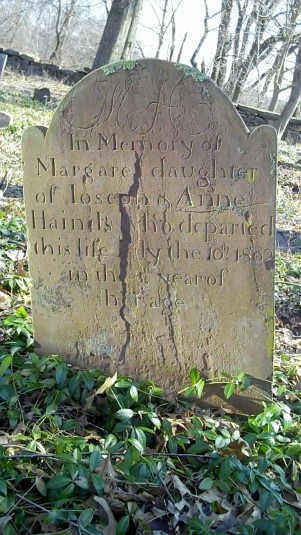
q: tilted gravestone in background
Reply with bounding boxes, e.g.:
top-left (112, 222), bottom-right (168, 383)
top-left (0, 53), bottom-right (7, 80)
top-left (0, 54), bottom-right (12, 129)
top-left (22, 59), bottom-right (277, 410)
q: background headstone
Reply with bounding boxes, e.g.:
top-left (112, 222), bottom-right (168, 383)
top-left (0, 111), bottom-right (12, 128)
top-left (0, 53), bottom-right (7, 80)
top-left (33, 87), bottom-right (51, 104)
top-left (22, 60), bottom-right (277, 409)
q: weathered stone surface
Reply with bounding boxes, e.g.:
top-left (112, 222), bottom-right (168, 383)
top-left (22, 60), bottom-right (277, 409)
top-left (0, 111), bottom-right (12, 128)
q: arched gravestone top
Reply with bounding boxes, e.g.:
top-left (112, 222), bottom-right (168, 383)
top-left (22, 59), bottom-right (277, 410)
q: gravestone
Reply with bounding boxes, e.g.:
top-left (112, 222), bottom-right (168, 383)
top-left (22, 60), bottom-right (277, 409)
top-left (0, 53), bottom-right (7, 79)
top-left (0, 111), bottom-right (12, 128)
top-left (0, 54), bottom-right (12, 129)
top-left (33, 87), bottom-right (51, 104)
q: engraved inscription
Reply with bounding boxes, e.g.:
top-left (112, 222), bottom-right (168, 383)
top-left (23, 58), bottom-right (276, 401)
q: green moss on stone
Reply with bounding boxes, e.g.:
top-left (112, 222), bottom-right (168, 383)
top-left (247, 169), bottom-right (258, 182)
top-left (175, 63), bottom-right (208, 82)
top-left (102, 60), bottom-right (138, 75)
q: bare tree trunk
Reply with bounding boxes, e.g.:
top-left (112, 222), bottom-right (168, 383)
top-left (49, 0), bottom-right (79, 63)
top-left (273, 39), bottom-right (301, 138)
top-left (92, 0), bottom-right (143, 70)
top-left (190, 0), bottom-right (215, 69)
top-left (177, 31), bottom-right (187, 62)
top-left (50, 0), bottom-right (62, 61)
top-left (168, 14), bottom-right (176, 61)
top-left (211, 0), bottom-right (234, 84)
top-left (122, 0), bottom-right (143, 59)
top-left (268, 44), bottom-right (288, 111)
top-left (268, 0), bottom-right (301, 111)
top-left (155, 0), bottom-right (168, 58)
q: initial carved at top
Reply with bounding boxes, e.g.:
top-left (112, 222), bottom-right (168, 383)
top-left (65, 68), bottom-right (214, 135)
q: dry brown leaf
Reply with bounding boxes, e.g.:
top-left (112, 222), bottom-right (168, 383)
top-left (134, 505), bottom-right (157, 524)
top-left (199, 487), bottom-right (223, 503)
top-left (96, 372), bottom-right (118, 395)
top-left (237, 503), bottom-right (261, 524)
top-left (166, 474), bottom-right (191, 498)
top-left (12, 422), bottom-right (27, 435)
top-left (15, 260), bottom-right (27, 277)
top-left (96, 455), bottom-right (116, 479)
top-left (222, 439), bottom-right (251, 459)
top-left (93, 496), bottom-right (117, 535)
top-left (85, 372), bottom-right (117, 409)
top-left (107, 498), bottom-right (125, 515)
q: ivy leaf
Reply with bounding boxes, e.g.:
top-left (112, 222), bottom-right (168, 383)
top-left (190, 368), bottom-right (201, 384)
top-left (116, 408), bottom-right (134, 420)
top-left (0, 355), bottom-right (12, 375)
top-left (199, 477), bottom-right (213, 490)
top-left (224, 382), bottom-right (235, 399)
top-left (79, 509), bottom-right (94, 528)
top-left (116, 516), bottom-right (130, 535)
top-left (47, 475), bottom-right (72, 489)
top-left (129, 385), bottom-right (138, 402)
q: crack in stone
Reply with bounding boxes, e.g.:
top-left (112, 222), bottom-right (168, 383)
top-left (156, 335), bottom-right (166, 365)
top-left (159, 198), bottom-right (182, 365)
top-left (119, 151), bottom-right (141, 363)
top-left (163, 279), bottom-right (182, 366)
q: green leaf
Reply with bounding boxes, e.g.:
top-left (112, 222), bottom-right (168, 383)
top-left (47, 475), bottom-right (72, 489)
top-left (116, 409), bottom-right (134, 420)
top-left (123, 447), bottom-right (135, 472)
top-left (116, 515), bottom-right (130, 535)
top-left (46, 403), bottom-right (58, 415)
top-left (128, 438), bottom-right (144, 453)
top-left (57, 482), bottom-right (75, 500)
top-left (74, 476), bottom-right (89, 489)
top-left (260, 490), bottom-right (273, 512)
top-left (224, 382), bottom-right (235, 399)
top-left (219, 458), bottom-right (231, 481)
top-left (79, 509), bottom-right (94, 528)
top-left (104, 434), bottom-right (117, 449)
top-left (0, 480), bottom-right (7, 496)
top-left (7, 409), bottom-right (19, 428)
top-left (199, 477), bottom-right (213, 490)
top-left (148, 411), bottom-right (161, 429)
top-left (129, 385), bottom-right (138, 402)
top-left (282, 410), bottom-right (292, 433)
top-left (286, 443), bottom-right (301, 456)
top-left (91, 473), bottom-right (104, 494)
top-left (82, 371), bottom-right (95, 390)
top-left (195, 379), bottom-right (205, 398)
top-left (89, 448), bottom-right (102, 472)
top-left (162, 419), bottom-right (173, 436)
top-left (190, 368), bottom-right (201, 384)
top-left (215, 480), bottom-right (231, 492)
top-left (182, 385), bottom-right (196, 398)
top-left (35, 477), bottom-right (46, 496)
top-left (215, 436), bottom-right (230, 449)
top-left (55, 363), bottom-right (67, 385)
top-left (0, 355), bottom-right (12, 375)
top-left (132, 428), bottom-right (146, 448)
